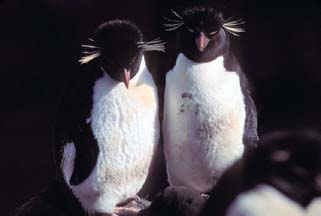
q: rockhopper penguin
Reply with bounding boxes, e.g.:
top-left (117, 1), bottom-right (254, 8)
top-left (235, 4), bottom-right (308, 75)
top-left (225, 130), bottom-right (321, 216)
top-left (162, 6), bottom-right (258, 193)
top-left (54, 20), bottom-right (164, 215)
top-left (202, 130), bottom-right (321, 216)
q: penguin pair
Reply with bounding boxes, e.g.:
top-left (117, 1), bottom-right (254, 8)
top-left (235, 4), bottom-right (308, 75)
top-left (202, 130), bottom-right (321, 216)
top-left (55, 5), bottom-right (257, 215)
top-left (14, 4), bottom-right (257, 215)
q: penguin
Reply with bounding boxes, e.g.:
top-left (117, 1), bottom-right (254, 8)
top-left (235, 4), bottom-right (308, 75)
top-left (202, 130), bottom-right (321, 216)
top-left (137, 186), bottom-right (207, 216)
top-left (54, 19), bottom-right (164, 215)
top-left (162, 5), bottom-right (258, 194)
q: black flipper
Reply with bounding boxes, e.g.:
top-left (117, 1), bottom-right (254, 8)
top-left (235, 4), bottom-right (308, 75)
top-left (224, 51), bottom-right (259, 150)
top-left (238, 70), bottom-right (259, 150)
top-left (54, 61), bottom-right (102, 186)
top-left (69, 123), bottom-right (99, 185)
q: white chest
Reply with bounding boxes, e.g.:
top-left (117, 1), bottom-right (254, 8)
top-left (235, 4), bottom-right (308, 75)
top-left (89, 70), bottom-right (159, 189)
top-left (163, 54), bottom-right (246, 192)
top-left (64, 61), bottom-right (160, 213)
top-left (226, 185), bottom-right (321, 216)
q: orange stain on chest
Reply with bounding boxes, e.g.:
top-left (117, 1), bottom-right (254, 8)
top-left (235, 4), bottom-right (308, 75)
top-left (128, 84), bottom-right (155, 108)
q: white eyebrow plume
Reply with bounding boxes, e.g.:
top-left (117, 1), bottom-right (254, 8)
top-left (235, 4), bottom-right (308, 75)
top-left (163, 9), bottom-right (184, 32)
top-left (222, 17), bottom-right (245, 36)
top-left (137, 38), bottom-right (166, 53)
top-left (78, 38), bottom-right (102, 64)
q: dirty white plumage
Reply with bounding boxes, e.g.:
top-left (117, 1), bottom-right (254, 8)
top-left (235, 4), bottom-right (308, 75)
top-left (62, 57), bottom-right (160, 214)
top-left (163, 53), bottom-right (246, 193)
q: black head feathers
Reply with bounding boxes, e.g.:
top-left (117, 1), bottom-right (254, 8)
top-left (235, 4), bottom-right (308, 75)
top-left (164, 6), bottom-right (245, 36)
top-left (80, 20), bottom-right (165, 65)
top-left (78, 20), bottom-right (165, 85)
top-left (164, 6), bottom-right (244, 62)
top-left (79, 20), bottom-right (143, 65)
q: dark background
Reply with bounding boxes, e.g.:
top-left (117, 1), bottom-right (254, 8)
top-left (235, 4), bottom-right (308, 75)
top-left (1, 0), bottom-right (320, 215)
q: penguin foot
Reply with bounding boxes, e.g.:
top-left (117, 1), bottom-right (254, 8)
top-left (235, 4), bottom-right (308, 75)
top-left (113, 206), bottom-right (139, 216)
top-left (201, 193), bottom-right (210, 200)
top-left (133, 195), bottom-right (151, 210)
top-left (112, 197), bottom-right (150, 216)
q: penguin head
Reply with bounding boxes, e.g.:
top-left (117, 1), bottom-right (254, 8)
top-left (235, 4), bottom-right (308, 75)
top-left (245, 130), bottom-right (321, 206)
top-left (79, 20), bottom-right (165, 88)
top-left (164, 6), bottom-right (244, 62)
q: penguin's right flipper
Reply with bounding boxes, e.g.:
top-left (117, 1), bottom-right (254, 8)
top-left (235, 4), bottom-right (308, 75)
top-left (69, 123), bottom-right (99, 186)
top-left (243, 92), bottom-right (259, 149)
top-left (224, 53), bottom-right (259, 150)
top-left (237, 68), bottom-right (259, 150)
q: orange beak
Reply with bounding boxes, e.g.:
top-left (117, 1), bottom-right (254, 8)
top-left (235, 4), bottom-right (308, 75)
top-left (195, 32), bottom-right (209, 52)
top-left (123, 68), bottom-right (130, 89)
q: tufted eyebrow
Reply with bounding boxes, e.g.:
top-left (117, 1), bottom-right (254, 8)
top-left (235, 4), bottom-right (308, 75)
top-left (163, 9), bottom-right (184, 32)
top-left (222, 17), bottom-right (245, 36)
top-left (79, 38), bottom-right (102, 64)
top-left (137, 38), bottom-right (166, 53)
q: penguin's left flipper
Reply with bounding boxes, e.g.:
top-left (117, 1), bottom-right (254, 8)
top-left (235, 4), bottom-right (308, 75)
top-left (69, 123), bottom-right (99, 186)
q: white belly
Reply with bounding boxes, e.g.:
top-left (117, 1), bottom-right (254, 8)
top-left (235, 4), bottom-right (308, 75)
top-left (163, 54), bottom-right (245, 193)
top-left (226, 185), bottom-right (306, 216)
top-left (63, 64), bottom-right (159, 214)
